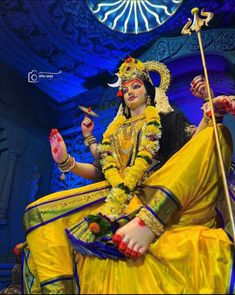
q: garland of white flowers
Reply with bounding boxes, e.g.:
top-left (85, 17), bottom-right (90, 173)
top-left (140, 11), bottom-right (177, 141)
top-left (99, 106), bottom-right (161, 219)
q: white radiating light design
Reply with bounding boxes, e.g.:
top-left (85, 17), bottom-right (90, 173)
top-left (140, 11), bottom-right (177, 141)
top-left (86, 0), bottom-right (183, 34)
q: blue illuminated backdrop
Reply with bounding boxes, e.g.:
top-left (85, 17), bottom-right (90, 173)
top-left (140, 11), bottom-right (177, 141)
top-left (86, 0), bottom-right (183, 34)
top-left (0, 2), bottom-right (234, 286)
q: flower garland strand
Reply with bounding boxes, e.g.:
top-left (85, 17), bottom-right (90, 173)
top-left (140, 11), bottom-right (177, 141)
top-left (99, 106), bottom-right (161, 219)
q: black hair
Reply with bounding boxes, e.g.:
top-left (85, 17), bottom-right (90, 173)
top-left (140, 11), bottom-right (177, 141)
top-left (158, 110), bottom-right (189, 163)
top-left (143, 79), bottom-right (190, 162)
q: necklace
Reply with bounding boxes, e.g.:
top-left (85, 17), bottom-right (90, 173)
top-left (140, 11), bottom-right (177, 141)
top-left (121, 113), bottom-right (145, 140)
top-left (99, 106), bottom-right (162, 219)
top-left (122, 122), bottom-right (133, 140)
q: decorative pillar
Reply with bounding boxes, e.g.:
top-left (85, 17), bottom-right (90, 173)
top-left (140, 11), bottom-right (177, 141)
top-left (0, 152), bottom-right (17, 223)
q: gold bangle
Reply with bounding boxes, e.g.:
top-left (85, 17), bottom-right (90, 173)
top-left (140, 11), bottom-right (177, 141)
top-left (58, 157), bottom-right (76, 180)
top-left (58, 157), bottom-right (76, 173)
top-left (84, 136), bottom-right (97, 147)
top-left (58, 154), bottom-right (70, 166)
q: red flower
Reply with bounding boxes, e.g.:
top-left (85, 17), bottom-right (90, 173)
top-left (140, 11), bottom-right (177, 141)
top-left (125, 57), bottom-right (133, 63)
top-left (13, 244), bottom-right (22, 256)
top-left (116, 90), bottom-right (123, 97)
top-left (89, 222), bottom-right (101, 234)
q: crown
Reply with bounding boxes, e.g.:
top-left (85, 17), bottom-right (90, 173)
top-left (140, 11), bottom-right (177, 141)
top-left (118, 57), bottom-right (151, 83)
top-left (117, 57), bottom-right (171, 92)
top-left (108, 57), bottom-right (171, 94)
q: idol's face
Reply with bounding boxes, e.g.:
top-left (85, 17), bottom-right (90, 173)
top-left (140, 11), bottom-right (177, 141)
top-left (122, 79), bottom-right (147, 111)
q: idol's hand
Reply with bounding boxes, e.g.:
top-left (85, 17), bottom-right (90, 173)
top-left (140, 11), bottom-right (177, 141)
top-left (81, 116), bottom-right (94, 138)
top-left (213, 95), bottom-right (235, 115)
top-left (49, 129), bottom-right (68, 164)
top-left (190, 75), bottom-right (214, 99)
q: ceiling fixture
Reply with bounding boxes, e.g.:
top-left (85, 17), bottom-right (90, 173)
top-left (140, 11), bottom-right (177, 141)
top-left (86, 0), bottom-right (183, 34)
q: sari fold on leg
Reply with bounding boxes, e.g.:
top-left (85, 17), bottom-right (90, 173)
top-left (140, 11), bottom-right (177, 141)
top-left (22, 125), bottom-right (234, 294)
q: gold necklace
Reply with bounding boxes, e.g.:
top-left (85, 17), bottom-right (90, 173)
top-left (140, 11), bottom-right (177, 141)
top-left (122, 113), bottom-right (145, 140)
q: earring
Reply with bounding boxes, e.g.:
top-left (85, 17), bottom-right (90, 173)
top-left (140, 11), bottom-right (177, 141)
top-left (124, 105), bottom-right (129, 117)
top-left (146, 95), bottom-right (151, 106)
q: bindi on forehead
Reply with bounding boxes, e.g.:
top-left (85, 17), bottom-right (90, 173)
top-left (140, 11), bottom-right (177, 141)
top-left (122, 79), bottom-right (144, 87)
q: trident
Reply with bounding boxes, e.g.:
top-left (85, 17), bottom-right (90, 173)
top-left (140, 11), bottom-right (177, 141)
top-left (182, 8), bottom-right (235, 246)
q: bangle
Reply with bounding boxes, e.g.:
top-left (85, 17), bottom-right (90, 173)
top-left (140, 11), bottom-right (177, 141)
top-left (84, 135), bottom-right (97, 147)
top-left (58, 154), bottom-right (70, 166)
top-left (58, 155), bottom-right (71, 168)
top-left (58, 155), bottom-right (76, 180)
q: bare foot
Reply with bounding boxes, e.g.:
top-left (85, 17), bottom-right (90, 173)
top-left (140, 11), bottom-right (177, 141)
top-left (112, 217), bottom-right (155, 258)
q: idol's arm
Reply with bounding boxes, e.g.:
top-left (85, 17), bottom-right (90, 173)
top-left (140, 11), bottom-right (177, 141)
top-left (70, 161), bottom-right (102, 180)
top-left (49, 128), bottom-right (102, 180)
top-left (190, 75), bottom-right (234, 136)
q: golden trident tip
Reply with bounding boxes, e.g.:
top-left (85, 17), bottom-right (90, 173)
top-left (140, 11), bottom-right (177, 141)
top-left (191, 7), bottom-right (199, 15)
top-left (181, 7), bottom-right (214, 35)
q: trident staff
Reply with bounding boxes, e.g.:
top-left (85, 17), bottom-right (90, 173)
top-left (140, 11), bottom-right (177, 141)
top-left (182, 7), bottom-right (235, 245)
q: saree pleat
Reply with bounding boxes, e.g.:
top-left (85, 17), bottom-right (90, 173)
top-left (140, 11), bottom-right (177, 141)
top-left (23, 125), bottom-right (234, 294)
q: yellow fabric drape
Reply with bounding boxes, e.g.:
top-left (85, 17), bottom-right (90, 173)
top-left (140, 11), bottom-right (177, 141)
top-left (23, 125), bottom-right (234, 294)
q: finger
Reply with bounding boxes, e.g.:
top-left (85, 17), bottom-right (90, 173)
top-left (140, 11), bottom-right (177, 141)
top-left (51, 128), bottom-right (58, 136)
top-left (192, 75), bottom-right (204, 85)
top-left (82, 117), bottom-right (92, 126)
top-left (49, 129), bottom-right (55, 138)
top-left (195, 83), bottom-right (206, 93)
top-left (190, 88), bottom-right (200, 97)
top-left (197, 84), bottom-right (206, 95)
top-left (192, 74), bottom-right (204, 81)
top-left (192, 80), bottom-right (205, 91)
top-left (194, 76), bottom-right (204, 83)
top-left (51, 130), bottom-right (58, 138)
top-left (194, 81), bottom-right (206, 92)
top-left (84, 122), bottom-right (93, 128)
top-left (83, 116), bottom-right (91, 123)
top-left (191, 75), bottom-right (201, 84)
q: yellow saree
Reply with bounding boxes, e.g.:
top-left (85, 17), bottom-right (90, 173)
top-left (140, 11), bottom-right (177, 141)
top-left (22, 123), bottom-right (234, 294)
